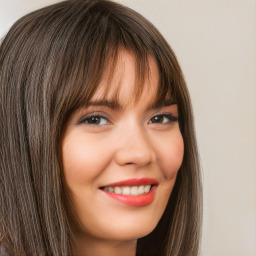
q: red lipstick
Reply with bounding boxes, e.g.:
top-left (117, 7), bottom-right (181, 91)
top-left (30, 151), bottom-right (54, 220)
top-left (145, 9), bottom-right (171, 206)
top-left (101, 178), bottom-right (158, 207)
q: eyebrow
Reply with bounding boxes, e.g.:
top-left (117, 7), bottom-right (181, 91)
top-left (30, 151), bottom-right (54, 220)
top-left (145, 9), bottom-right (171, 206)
top-left (84, 98), bottom-right (177, 111)
top-left (84, 99), bottom-right (122, 110)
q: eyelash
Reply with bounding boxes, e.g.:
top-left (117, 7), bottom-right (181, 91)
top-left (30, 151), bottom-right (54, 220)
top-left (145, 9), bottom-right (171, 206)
top-left (148, 114), bottom-right (178, 124)
top-left (78, 113), bottom-right (178, 126)
top-left (78, 115), bottom-right (110, 126)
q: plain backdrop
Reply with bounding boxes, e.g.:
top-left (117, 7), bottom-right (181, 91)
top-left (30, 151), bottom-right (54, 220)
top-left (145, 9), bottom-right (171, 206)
top-left (0, 1), bottom-right (255, 255)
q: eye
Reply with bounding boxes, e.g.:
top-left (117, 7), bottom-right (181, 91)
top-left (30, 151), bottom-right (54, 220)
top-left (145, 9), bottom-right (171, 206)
top-left (149, 114), bottom-right (178, 124)
top-left (79, 115), bottom-right (110, 125)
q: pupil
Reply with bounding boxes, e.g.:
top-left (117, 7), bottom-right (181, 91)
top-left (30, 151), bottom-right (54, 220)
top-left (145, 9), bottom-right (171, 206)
top-left (88, 116), bottom-right (100, 124)
top-left (153, 116), bottom-right (163, 123)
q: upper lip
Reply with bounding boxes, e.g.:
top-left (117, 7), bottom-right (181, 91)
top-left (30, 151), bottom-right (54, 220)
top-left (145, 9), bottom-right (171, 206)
top-left (101, 178), bottom-right (159, 187)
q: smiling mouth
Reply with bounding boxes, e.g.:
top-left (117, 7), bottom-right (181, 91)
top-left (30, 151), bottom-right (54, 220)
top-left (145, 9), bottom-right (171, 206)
top-left (99, 178), bottom-right (158, 206)
top-left (101, 185), bottom-right (153, 196)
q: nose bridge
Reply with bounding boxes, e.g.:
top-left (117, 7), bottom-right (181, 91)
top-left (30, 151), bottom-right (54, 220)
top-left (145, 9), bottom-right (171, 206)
top-left (115, 121), bottom-right (156, 166)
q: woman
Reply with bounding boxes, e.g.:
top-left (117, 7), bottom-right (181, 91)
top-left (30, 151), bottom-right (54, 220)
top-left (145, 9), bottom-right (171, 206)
top-left (0, 0), bottom-right (202, 255)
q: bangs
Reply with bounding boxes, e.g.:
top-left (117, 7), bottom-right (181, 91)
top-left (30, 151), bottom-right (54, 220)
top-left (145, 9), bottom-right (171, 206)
top-left (85, 47), bottom-right (174, 108)
top-left (54, 0), bottom-right (176, 117)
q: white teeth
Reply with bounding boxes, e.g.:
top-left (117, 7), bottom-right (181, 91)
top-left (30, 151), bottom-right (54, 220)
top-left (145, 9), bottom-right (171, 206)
top-left (130, 186), bottom-right (139, 195)
top-left (114, 187), bottom-right (122, 194)
top-left (144, 185), bottom-right (151, 193)
top-left (122, 186), bottom-right (130, 195)
top-left (103, 185), bottom-right (152, 195)
top-left (138, 185), bottom-right (144, 194)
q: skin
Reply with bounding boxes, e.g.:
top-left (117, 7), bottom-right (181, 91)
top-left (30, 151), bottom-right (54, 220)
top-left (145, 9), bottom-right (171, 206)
top-left (62, 51), bottom-right (184, 256)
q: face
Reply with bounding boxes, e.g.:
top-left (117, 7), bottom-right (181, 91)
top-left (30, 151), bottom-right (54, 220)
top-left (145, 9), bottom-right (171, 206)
top-left (62, 51), bottom-right (184, 243)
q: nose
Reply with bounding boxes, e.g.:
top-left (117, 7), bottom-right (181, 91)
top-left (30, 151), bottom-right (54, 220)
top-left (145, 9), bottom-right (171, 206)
top-left (114, 127), bottom-right (156, 167)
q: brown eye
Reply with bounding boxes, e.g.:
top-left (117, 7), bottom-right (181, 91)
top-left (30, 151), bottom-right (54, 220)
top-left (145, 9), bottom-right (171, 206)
top-left (79, 115), bottom-right (109, 125)
top-left (149, 114), bottom-right (178, 124)
top-left (151, 115), bottom-right (164, 123)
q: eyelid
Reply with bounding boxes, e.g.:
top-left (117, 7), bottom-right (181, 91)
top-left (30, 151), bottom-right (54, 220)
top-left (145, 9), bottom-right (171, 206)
top-left (77, 112), bottom-right (112, 125)
top-left (148, 112), bottom-right (179, 124)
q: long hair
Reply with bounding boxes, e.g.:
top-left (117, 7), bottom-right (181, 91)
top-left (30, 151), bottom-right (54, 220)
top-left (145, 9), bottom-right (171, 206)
top-left (0, 0), bottom-right (202, 255)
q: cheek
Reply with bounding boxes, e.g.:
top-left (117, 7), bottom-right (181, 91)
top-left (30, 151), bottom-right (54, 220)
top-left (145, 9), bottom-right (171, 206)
top-left (61, 132), bottom-right (109, 186)
top-left (155, 130), bottom-right (184, 179)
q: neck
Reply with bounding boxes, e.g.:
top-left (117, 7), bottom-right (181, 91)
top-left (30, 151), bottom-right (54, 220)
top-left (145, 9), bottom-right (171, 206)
top-left (72, 234), bottom-right (137, 256)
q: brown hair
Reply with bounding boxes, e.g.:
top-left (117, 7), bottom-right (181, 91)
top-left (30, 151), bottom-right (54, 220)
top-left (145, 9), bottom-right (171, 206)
top-left (0, 0), bottom-right (202, 255)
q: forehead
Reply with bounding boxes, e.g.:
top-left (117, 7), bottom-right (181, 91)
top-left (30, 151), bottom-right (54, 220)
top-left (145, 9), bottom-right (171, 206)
top-left (90, 50), bottom-right (160, 108)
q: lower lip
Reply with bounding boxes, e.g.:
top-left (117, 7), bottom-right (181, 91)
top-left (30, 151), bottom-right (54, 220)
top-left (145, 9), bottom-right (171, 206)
top-left (102, 186), bottom-right (157, 207)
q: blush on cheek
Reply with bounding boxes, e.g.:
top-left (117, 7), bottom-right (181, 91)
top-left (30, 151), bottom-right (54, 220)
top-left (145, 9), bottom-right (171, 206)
top-left (162, 142), bottom-right (184, 180)
top-left (164, 167), bottom-right (180, 181)
top-left (62, 135), bottom-right (106, 180)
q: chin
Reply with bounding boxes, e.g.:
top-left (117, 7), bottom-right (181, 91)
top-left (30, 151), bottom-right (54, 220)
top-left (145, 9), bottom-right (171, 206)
top-left (98, 217), bottom-right (159, 241)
